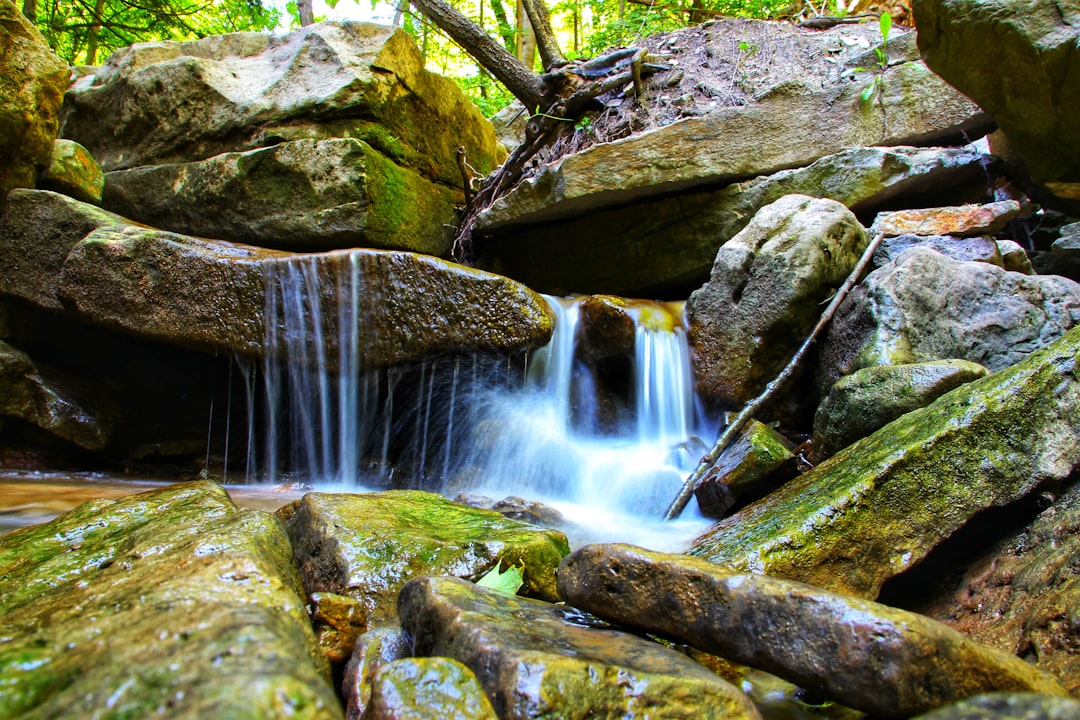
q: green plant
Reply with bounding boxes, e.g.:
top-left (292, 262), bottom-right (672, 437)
top-left (858, 12), bottom-right (892, 104)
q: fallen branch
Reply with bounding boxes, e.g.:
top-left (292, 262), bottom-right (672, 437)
top-left (663, 232), bottom-right (886, 521)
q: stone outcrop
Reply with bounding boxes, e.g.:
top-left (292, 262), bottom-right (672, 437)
top-left (0, 190), bottom-right (554, 364)
top-left (59, 22), bottom-right (504, 189)
top-left (818, 246), bottom-right (1080, 392)
top-left (278, 490), bottom-right (569, 626)
top-left (398, 575), bottom-right (762, 719)
top-left (691, 326), bottom-right (1080, 598)
top-left (813, 359), bottom-right (988, 458)
top-left (557, 544), bottom-right (1067, 717)
top-left (0, 481), bottom-right (341, 718)
top-left (688, 194), bottom-right (869, 412)
top-left (913, 0), bottom-right (1080, 183)
top-left (0, 1), bottom-right (69, 197)
top-left (102, 139), bottom-right (459, 254)
top-left (364, 658), bottom-right (498, 720)
top-left (0, 339), bottom-right (118, 450)
top-left (39, 139), bottom-right (104, 204)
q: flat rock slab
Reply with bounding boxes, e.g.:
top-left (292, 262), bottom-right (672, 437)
top-left (874, 201), bottom-right (1022, 237)
top-left (364, 658), bottom-right (498, 720)
top-left (102, 138), bottom-right (459, 255)
top-left (278, 490), bottom-right (570, 625)
top-left (692, 326), bottom-right (1080, 598)
top-left (0, 190), bottom-right (553, 364)
top-left (398, 575), bottom-right (761, 719)
top-left (0, 480), bottom-right (341, 718)
top-left (873, 234), bottom-right (1004, 267)
top-left (558, 544), bottom-right (1068, 717)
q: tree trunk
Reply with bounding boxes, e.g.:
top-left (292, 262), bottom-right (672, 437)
top-left (83, 0), bottom-right (106, 65)
top-left (489, 0), bottom-right (517, 53)
top-left (21, 0), bottom-right (35, 23)
top-left (392, 0), bottom-right (409, 27)
top-left (298, 0), bottom-right (315, 26)
top-left (519, 0), bottom-right (567, 70)
top-left (515, 0), bottom-right (537, 70)
top-left (411, 0), bottom-right (544, 109)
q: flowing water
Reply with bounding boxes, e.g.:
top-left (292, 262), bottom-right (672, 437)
top-left (249, 258), bottom-right (714, 548)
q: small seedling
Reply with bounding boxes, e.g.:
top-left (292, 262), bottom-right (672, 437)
top-left (858, 12), bottom-right (892, 104)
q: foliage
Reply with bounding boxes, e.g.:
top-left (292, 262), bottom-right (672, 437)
top-left (30, 0), bottom-right (280, 65)
top-left (476, 561), bottom-right (525, 595)
top-left (858, 11), bottom-right (891, 104)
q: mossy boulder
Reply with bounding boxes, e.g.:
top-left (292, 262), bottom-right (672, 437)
top-left (0, 1), bottom-right (69, 197)
top-left (558, 544), bottom-right (1067, 717)
top-left (101, 139), bottom-right (458, 255)
top-left (398, 575), bottom-right (762, 719)
top-left (0, 480), bottom-right (341, 719)
top-left (364, 658), bottom-right (498, 720)
top-left (39, 139), bottom-right (104, 204)
top-left (694, 419), bottom-right (795, 518)
top-left (278, 490), bottom-right (570, 626)
top-left (343, 627), bottom-right (411, 720)
top-left (691, 325), bottom-right (1080, 598)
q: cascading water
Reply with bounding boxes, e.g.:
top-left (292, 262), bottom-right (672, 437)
top-left (249, 259), bottom-right (713, 546)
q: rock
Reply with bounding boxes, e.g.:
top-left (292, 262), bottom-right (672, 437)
top-left (911, 693), bottom-right (1080, 719)
top-left (917, 480), bottom-right (1080, 695)
top-left (813, 359), bottom-right (989, 458)
top-left (577, 295), bottom-right (636, 362)
top-left (101, 139), bottom-right (458, 255)
top-left (873, 234), bottom-right (1004, 268)
top-left (688, 195), bottom-right (869, 412)
top-left (0, 2), bottom-right (69, 196)
top-left (278, 490), bottom-right (569, 624)
top-left (60, 23), bottom-right (504, 187)
top-left (690, 326), bottom-right (1080, 598)
top-left (478, 144), bottom-right (989, 296)
top-left (913, 0), bottom-right (1080, 183)
top-left (39, 139), bottom-right (105, 204)
top-left (0, 480), bottom-right (341, 718)
top-left (364, 658), bottom-right (498, 720)
top-left (0, 339), bottom-right (119, 450)
top-left (557, 544), bottom-right (1069, 718)
top-left (693, 419), bottom-right (795, 518)
top-left (398, 575), bottom-right (761, 719)
top-left (310, 591), bottom-right (370, 666)
top-left (475, 22), bottom-right (988, 234)
top-left (0, 190), bottom-right (554, 364)
top-left (1050, 222), bottom-right (1080, 257)
top-left (818, 246), bottom-right (1080, 392)
top-left (343, 627), bottom-right (411, 720)
top-left (873, 201), bottom-right (1022, 237)
top-left (1030, 250), bottom-right (1080, 284)
top-left (997, 240), bottom-right (1034, 274)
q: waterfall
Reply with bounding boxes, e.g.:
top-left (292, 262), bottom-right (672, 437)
top-left (250, 265), bottom-right (711, 540)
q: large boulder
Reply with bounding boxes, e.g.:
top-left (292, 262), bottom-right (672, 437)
top-left (398, 575), bottom-right (762, 719)
top-left (913, 0), bottom-right (1080, 183)
top-left (101, 138), bottom-right (458, 254)
top-left (59, 22), bottom-right (503, 188)
top-left (0, 481), bottom-right (341, 718)
top-left (690, 326), bottom-right (1080, 598)
top-left (688, 194), bottom-right (869, 412)
top-left (557, 544), bottom-right (1067, 716)
top-left (818, 246), bottom-right (1080, 392)
top-left (0, 1), bottom-right (69, 197)
top-left (0, 190), bottom-right (554, 364)
top-left (477, 144), bottom-right (989, 295)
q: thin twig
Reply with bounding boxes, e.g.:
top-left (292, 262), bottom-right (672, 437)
top-left (663, 232), bottom-right (886, 521)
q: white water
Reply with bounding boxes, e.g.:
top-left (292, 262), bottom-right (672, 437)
top-left (250, 261), bottom-right (713, 548)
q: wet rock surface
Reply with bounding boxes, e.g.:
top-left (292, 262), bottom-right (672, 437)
top-left (558, 544), bottom-right (1068, 717)
top-left (911, 693), bottom-right (1080, 719)
top-left (364, 658), bottom-right (498, 720)
top-left (694, 419), bottom-right (795, 518)
top-left (279, 490), bottom-right (569, 626)
top-left (398, 575), bottom-right (761, 719)
top-left (342, 626), bottom-right (411, 720)
top-left (0, 480), bottom-right (341, 718)
top-left (692, 326), bottom-right (1080, 598)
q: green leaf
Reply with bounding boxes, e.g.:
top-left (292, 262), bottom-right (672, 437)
top-left (860, 81), bottom-right (876, 103)
top-left (880, 12), bottom-right (892, 43)
top-left (476, 562), bottom-right (525, 596)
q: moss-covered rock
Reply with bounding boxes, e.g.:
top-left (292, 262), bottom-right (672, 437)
top-left (39, 139), bottom-right (105, 204)
top-left (364, 658), bottom-right (498, 720)
top-left (102, 139), bottom-right (458, 255)
top-left (342, 627), bottom-right (411, 720)
top-left (0, 480), bottom-right (341, 719)
top-left (694, 419), bottom-right (795, 518)
top-left (399, 575), bottom-right (762, 719)
top-left (278, 490), bottom-right (570, 626)
top-left (557, 544), bottom-right (1068, 718)
top-left (691, 326), bottom-right (1080, 599)
top-left (0, 2), bottom-right (69, 197)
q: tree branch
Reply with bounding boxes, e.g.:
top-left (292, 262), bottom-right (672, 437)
top-left (662, 232), bottom-right (887, 521)
top-left (518, 0), bottom-right (566, 70)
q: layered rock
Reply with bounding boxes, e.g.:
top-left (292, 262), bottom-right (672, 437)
top-left (0, 481), bottom-right (341, 718)
top-left (0, 1), bottom-right (69, 196)
top-left (557, 544), bottom-right (1067, 716)
top-left (102, 139), bottom-right (459, 254)
top-left (398, 575), bottom-right (761, 719)
top-left (818, 246), bottom-right (1080, 392)
top-left (914, 0), bottom-right (1080, 183)
top-left (478, 144), bottom-right (989, 295)
top-left (0, 190), bottom-right (554, 364)
top-left (278, 490), bottom-right (570, 626)
top-left (691, 326), bottom-right (1080, 598)
top-left (688, 194), bottom-right (869, 412)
